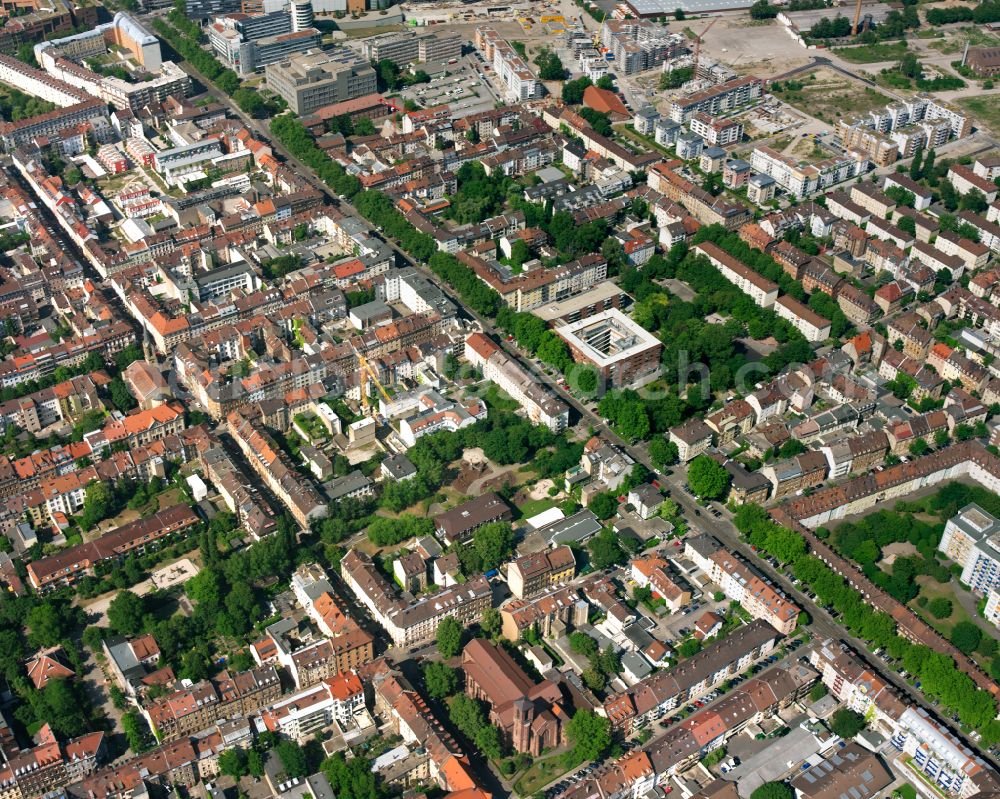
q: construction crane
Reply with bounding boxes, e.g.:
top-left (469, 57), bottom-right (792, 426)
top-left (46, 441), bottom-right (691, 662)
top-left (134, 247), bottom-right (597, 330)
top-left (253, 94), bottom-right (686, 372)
top-left (352, 345), bottom-right (393, 421)
top-left (851, 0), bottom-right (864, 35)
top-left (692, 16), bottom-right (718, 79)
top-left (591, 6), bottom-right (608, 47)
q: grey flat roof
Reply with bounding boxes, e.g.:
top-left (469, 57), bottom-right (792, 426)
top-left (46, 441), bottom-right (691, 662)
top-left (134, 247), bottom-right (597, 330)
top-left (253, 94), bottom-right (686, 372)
top-left (628, 0), bottom-right (755, 13)
top-left (539, 509), bottom-right (603, 546)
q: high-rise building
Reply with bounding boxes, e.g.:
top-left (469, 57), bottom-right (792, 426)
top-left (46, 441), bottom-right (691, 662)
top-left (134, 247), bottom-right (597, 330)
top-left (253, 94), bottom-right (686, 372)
top-left (290, 0), bottom-right (313, 30)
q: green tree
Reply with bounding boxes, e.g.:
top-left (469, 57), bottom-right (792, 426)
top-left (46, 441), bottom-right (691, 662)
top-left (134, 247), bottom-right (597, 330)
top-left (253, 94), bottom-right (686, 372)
top-left (928, 598), bottom-right (952, 618)
top-left (687, 455), bottom-right (731, 500)
top-left (275, 740), bottom-right (308, 779)
top-left (588, 492), bottom-right (618, 520)
top-left (122, 710), bottom-right (153, 754)
top-left (809, 683), bottom-right (828, 701)
top-left (828, 708), bottom-right (866, 739)
top-left (38, 678), bottom-right (90, 738)
top-left (909, 439), bottom-right (930, 457)
top-left (79, 481), bottom-right (116, 529)
top-left (533, 47), bottom-right (565, 80)
top-left (909, 143), bottom-right (924, 180)
top-left (589, 528), bottom-right (626, 569)
top-left (218, 748), bottom-right (248, 779)
top-left (649, 437), bottom-right (680, 469)
top-left (951, 621), bottom-right (982, 654)
top-left (423, 661), bottom-right (459, 699)
top-left (437, 616), bottom-right (464, 658)
top-left (569, 631), bottom-right (598, 658)
top-left (750, 783), bottom-right (794, 799)
top-left (561, 76), bottom-right (592, 104)
top-left (108, 590), bottom-right (146, 637)
top-left (481, 607), bottom-right (502, 639)
top-left (565, 710), bottom-right (611, 764)
top-left (509, 238), bottom-right (531, 269)
top-left (473, 522), bottom-right (515, 572)
top-left (322, 752), bottom-right (378, 799)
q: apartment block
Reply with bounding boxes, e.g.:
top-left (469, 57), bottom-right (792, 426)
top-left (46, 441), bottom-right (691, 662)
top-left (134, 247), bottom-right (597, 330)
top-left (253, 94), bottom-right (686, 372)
top-left (464, 333), bottom-right (568, 432)
top-left (668, 76), bottom-right (763, 124)
top-left (685, 535), bottom-right (800, 634)
top-left (265, 49), bottom-right (377, 115)
top-left (750, 146), bottom-right (868, 199)
top-left (694, 241), bottom-right (778, 307)
top-left (506, 546), bottom-right (576, 600)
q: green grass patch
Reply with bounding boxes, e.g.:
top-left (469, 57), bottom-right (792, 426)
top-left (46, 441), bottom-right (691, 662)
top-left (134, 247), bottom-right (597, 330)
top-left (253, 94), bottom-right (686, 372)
top-left (928, 26), bottom-right (1000, 55)
top-left (514, 753), bottom-right (579, 796)
top-left (956, 94), bottom-right (1000, 136)
top-left (482, 384), bottom-right (521, 413)
top-left (908, 576), bottom-right (982, 641)
top-left (897, 785), bottom-right (918, 799)
top-left (518, 497), bottom-right (557, 519)
top-left (833, 41), bottom-right (909, 63)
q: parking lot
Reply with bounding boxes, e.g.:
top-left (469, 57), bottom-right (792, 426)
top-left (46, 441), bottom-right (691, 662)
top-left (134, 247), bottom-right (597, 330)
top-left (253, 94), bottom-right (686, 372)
top-left (398, 56), bottom-right (499, 116)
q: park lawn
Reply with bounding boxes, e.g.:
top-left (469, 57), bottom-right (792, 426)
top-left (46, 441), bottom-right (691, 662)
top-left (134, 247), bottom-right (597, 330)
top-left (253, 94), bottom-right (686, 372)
top-left (832, 41), bottom-right (910, 63)
top-left (908, 576), bottom-right (979, 639)
top-left (956, 95), bottom-right (1000, 136)
top-left (514, 753), bottom-right (578, 796)
top-left (898, 785), bottom-right (918, 799)
top-left (771, 67), bottom-right (893, 123)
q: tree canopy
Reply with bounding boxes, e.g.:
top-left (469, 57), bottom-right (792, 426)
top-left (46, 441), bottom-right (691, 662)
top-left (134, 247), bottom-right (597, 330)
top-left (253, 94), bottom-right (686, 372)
top-left (687, 455), bottom-right (731, 500)
top-left (437, 616), bottom-right (464, 658)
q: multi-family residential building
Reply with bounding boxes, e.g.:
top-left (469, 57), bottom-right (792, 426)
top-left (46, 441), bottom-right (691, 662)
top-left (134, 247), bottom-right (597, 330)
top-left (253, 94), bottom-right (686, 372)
top-left (685, 535), bottom-right (801, 634)
top-left (689, 112), bottom-right (743, 146)
top-left (464, 333), bottom-right (568, 432)
top-left (257, 672), bottom-right (364, 740)
top-left (555, 308), bottom-right (662, 388)
top-left (26, 504), bottom-right (199, 591)
top-left (434, 493), bottom-right (513, 546)
top-left (359, 30), bottom-right (461, 66)
top-left (0, 724), bottom-right (105, 799)
top-left (774, 295), bottom-right (831, 342)
top-left (750, 146), bottom-right (868, 199)
top-left (602, 619), bottom-right (781, 732)
top-left (341, 550), bottom-right (492, 648)
top-left (475, 27), bottom-right (540, 102)
top-left (938, 503), bottom-right (1000, 595)
top-left (630, 556), bottom-right (691, 612)
top-left (668, 76), bottom-right (763, 123)
top-left (810, 640), bottom-right (998, 797)
top-left (227, 409), bottom-right (327, 527)
top-left (506, 546), bottom-right (576, 600)
top-left (694, 242), bottom-right (778, 307)
top-left (669, 418), bottom-right (714, 463)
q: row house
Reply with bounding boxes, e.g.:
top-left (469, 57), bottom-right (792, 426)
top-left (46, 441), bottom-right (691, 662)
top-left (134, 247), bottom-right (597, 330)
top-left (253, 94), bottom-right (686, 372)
top-left (886, 409), bottom-right (950, 454)
top-left (602, 619), bottom-right (781, 732)
top-left (26, 504), bottom-right (199, 591)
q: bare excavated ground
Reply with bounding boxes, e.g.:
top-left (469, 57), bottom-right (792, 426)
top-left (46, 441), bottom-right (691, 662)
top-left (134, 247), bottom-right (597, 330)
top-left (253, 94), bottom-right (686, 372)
top-left (698, 17), bottom-right (813, 78)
